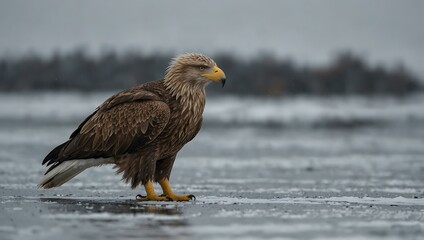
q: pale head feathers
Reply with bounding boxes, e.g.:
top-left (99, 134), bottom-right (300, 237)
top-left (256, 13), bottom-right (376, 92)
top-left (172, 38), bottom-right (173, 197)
top-left (164, 53), bottom-right (217, 96)
top-left (164, 53), bottom-right (216, 128)
top-left (167, 53), bottom-right (217, 73)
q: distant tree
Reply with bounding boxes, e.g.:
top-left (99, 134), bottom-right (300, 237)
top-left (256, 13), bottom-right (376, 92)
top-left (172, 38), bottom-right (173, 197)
top-left (0, 51), bottom-right (422, 96)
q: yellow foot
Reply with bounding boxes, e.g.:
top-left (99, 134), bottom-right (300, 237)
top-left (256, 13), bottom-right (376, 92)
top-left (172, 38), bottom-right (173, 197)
top-left (160, 194), bottom-right (196, 201)
top-left (158, 178), bottom-right (196, 202)
top-left (136, 194), bottom-right (170, 201)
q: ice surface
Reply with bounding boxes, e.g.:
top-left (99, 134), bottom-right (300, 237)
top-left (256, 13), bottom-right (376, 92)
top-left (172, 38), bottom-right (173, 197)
top-left (1, 92), bottom-right (424, 128)
top-left (1, 93), bottom-right (424, 240)
top-left (204, 95), bottom-right (424, 127)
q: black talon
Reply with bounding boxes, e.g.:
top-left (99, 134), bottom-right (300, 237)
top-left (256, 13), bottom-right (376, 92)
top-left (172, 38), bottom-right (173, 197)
top-left (136, 194), bottom-right (146, 200)
top-left (188, 194), bottom-right (196, 201)
top-left (166, 196), bottom-right (172, 201)
top-left (159, 194), bottom-right (167, 197)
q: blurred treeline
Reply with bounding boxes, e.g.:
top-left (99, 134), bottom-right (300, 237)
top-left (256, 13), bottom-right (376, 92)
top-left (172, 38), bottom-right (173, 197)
top-left (0, 50), bottom-right (422, 96)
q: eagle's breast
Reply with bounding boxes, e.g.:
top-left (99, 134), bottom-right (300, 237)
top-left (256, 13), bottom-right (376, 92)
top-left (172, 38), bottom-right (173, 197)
top-left (159, 89), bottom-right (205, 156)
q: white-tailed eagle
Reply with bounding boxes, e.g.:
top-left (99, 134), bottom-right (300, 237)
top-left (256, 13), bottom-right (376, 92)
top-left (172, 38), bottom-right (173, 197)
top-left (39, 53), bottom-right (226, 201)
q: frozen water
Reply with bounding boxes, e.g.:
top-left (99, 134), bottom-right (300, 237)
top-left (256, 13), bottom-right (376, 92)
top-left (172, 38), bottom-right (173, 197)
top-left (1, 92), bottom-right (424, 127)
top-left (1, 93), bottom-right (424, 240)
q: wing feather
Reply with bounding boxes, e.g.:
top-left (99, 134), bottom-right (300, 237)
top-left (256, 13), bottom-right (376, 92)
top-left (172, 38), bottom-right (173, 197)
top-left (62, 100), bottom-right (170, 160)
top-left (43, 87), bottom-right (170, 169)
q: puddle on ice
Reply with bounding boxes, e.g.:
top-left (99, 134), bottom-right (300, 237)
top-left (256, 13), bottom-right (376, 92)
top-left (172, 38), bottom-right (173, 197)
top-left (42, 212), bottom-right (185, 221)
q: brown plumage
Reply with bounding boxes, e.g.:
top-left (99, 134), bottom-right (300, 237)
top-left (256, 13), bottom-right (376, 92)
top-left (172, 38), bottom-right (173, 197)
top-left (38, 53), bottom-right (226, 201)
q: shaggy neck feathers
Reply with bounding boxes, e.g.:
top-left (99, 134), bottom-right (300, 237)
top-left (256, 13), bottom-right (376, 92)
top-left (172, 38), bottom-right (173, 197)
top-left (164, 64), bottom-right (206, 120)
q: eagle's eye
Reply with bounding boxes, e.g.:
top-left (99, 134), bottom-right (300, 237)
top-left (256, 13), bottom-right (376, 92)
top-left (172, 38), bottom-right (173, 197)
top-left (199, 66), bottom-right (205, 71)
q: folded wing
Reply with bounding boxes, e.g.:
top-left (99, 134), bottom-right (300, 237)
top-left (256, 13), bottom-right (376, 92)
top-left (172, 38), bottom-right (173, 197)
top-left (42, 90), bottom-right (170, 174)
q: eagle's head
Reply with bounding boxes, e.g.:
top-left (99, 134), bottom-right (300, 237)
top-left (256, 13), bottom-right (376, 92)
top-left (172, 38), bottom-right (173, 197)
top-left (165, 53), bottom-right (226, 89)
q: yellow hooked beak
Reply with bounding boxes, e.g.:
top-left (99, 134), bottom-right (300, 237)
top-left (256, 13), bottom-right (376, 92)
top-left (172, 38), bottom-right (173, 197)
top-left (201, 66), bottom-right (226, 87)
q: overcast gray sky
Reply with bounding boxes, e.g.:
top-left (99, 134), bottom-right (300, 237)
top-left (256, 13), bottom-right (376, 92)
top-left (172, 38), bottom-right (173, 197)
top-left (0, 0), bottom-right (423, 77)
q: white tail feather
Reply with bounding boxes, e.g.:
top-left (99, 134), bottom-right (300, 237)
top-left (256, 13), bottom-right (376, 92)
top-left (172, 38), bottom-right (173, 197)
top-left (38, 158), bottom-right (114, 189)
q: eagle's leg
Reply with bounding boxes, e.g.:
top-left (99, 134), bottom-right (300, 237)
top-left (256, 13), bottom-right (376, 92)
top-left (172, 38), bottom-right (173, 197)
top-left (158, 178), bottom-right (195, 201)
top-left (136, 180), bottom-right (170, 201)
